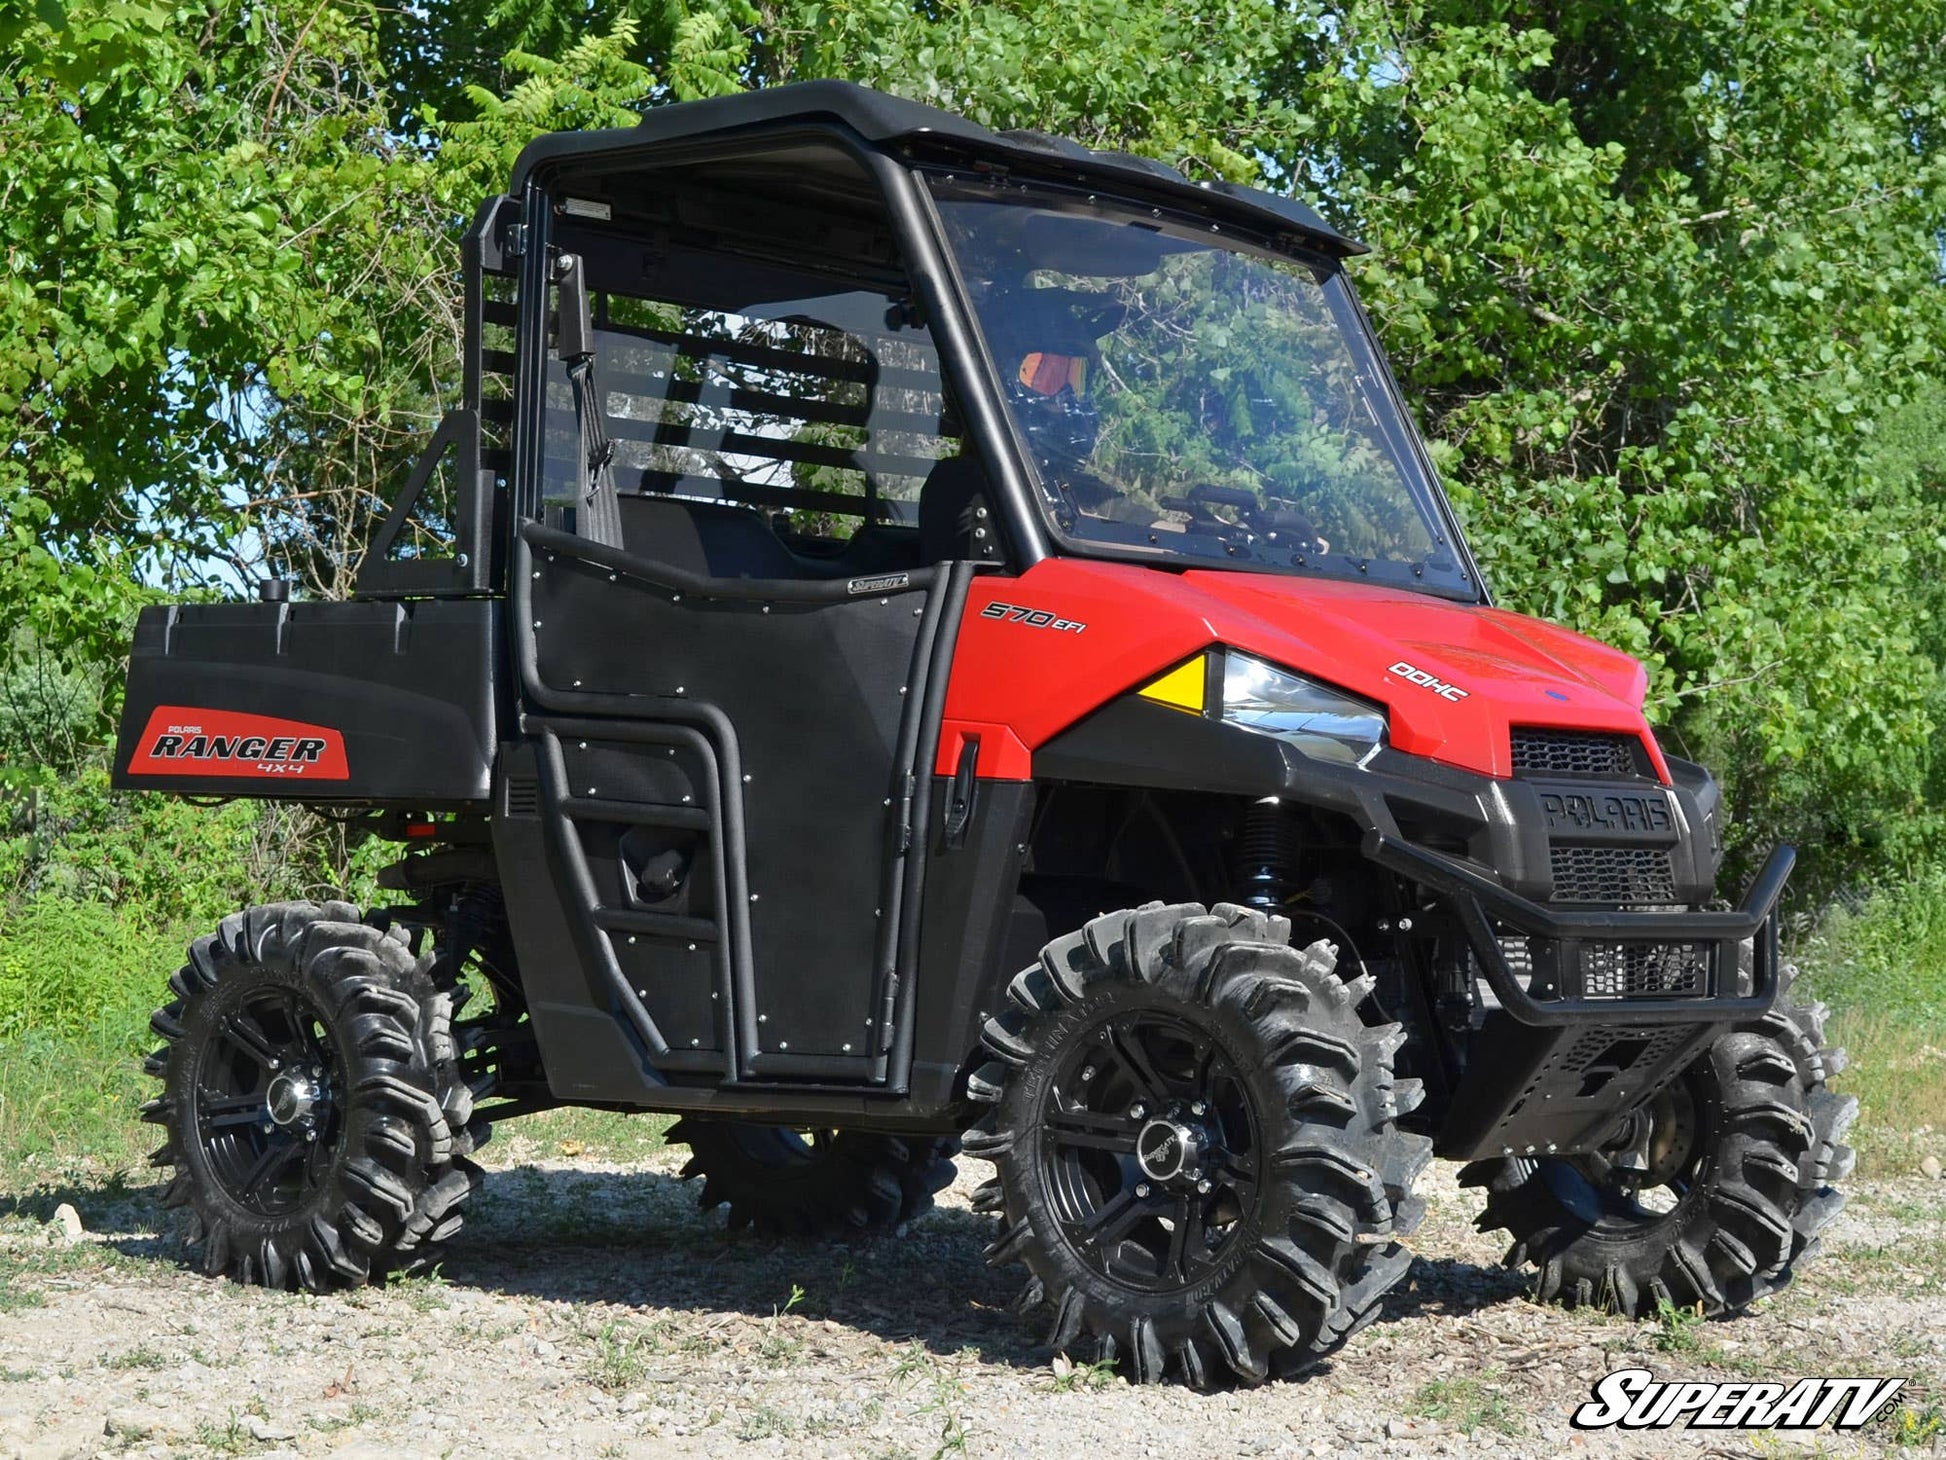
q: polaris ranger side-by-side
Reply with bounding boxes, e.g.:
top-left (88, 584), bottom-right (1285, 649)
top-left (115, 82), bottom-right (1853, 1387)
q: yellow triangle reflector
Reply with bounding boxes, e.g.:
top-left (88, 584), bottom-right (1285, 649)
top-left (1138, 656), bottom-right (1207, 715)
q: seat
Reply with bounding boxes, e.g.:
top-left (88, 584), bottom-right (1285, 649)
top-left (617, 497), bottom-right (804, 580)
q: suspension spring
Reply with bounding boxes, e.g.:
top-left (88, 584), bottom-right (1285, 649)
top-left (1234, 797), bottom-right (1298, 911)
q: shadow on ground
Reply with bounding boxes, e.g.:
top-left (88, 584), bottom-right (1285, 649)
top-left (1, 1162), bottom-right (1536, 1373)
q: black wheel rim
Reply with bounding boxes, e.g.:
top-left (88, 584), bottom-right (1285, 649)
top-left (1040, 1010), bottom-right (1261, 1293)
top-left (192, 988), bottom-right (342, 1217)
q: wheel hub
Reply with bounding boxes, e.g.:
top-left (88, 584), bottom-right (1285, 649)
top-left (1135, 1114), bottom-right (1209, 1186)
top-left (265, 1068), bottom-right (328, 1135)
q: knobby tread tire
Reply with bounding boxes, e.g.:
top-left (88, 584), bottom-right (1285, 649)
top-left (1460, 967), bottom-right (1855, 1318)
top-left (671, 1119), bottom-right (959, 1236)
top-left (144, 901), bottom-right (490, 1290)
top-left (968, 901), bottom-right (1430, 1388)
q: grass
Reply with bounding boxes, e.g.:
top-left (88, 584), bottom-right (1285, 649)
top-left (0, 1270), bottom-right (44, 1313)
top-left (1409, 1369), bottom-right (1524, 1436)
top-left (1048, 1353), bottom-right (1121, 1392)
top-left (383, 1266), bottom-right (450, 1312)
top-left (587, 1319), bottom-right (659, 1392)
top-left (1885, 1402), bottom-right (1946, 1449)
top-left (105, 1343), bottom-right (169, 1371)
top-left (492, 1106), bottom-right (676, 1165)
top-left (1796, 870), bottom-right (1946, 1178)
top-left (0, 899), bottom-right (188, 1176)
top-left (1651, 1295), bottom-right (1705, 1354)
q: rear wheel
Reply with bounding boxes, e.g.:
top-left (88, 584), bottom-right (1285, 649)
top-left (671, 1118), bottom-right (958, 1236)
top-left (143, 902), bottom-right (486, 1289)
top-left (1463, 974), bottom-right (1855, 1316)
top-left (968, 901), bottom-right (1430, 1387)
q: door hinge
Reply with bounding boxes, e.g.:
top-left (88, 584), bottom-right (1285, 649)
top-left (505, 221), bottom-right (529, 257)
top-left (896, 771), bottom-right (916, 853)
top-left (877, 970), bottom-right (901, 1053)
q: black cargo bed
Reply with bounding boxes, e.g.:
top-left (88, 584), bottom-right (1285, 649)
top-left (114, 599), bottom-right (503, 806)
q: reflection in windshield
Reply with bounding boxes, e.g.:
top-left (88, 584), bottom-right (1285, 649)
top-left (931, 183), bottom-right (1469, 595)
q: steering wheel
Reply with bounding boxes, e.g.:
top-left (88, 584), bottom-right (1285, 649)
top-left (1157, 482), bottom-right (1259, 539)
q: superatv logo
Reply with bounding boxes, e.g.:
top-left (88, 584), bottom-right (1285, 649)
top-left (128, 706), bottom-right (350, 781)
top-left (1571, 1368), bottom-right (1905, 1433)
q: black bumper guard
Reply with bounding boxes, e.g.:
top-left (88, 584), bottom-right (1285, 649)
top-left (1365, 833), bottom-right (1795, 1026)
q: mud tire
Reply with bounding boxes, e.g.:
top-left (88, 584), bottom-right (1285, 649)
top-left (672, 1119), bottom-right (958, 1236)
top-left (967, 901), bottom-right (1430, 1387)
top-left (143, 901), bottom-right (487, 1289)
top-left (1462, 971), bottom-right (1855, 1317)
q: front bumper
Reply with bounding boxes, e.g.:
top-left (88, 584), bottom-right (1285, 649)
top-left (1376, 833), bottom-right (1796, 1160)
top-left (1035, 696), bottom-right (1794, 1158)
top-left (1368, 832), bottom-right (1794, 1025)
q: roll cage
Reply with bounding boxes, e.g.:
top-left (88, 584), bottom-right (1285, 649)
top-left (355, 80), bottom-right (1488, 606)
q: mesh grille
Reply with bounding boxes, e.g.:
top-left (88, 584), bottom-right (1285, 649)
top-left (1511, 727), bottom-right (1642, 778)
top-left (1579, 943), bottom-right (1707, 998)
top-left (1550, 844), bottom-right (1677, 904)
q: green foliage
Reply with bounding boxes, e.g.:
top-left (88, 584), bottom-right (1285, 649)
top-left (1794, 868), bottom-right (1946, 1175)
top-left (1651, 1295), bottom-right (1704, 1353)
top-left (0, 898), bottom-right (174, 1166)
top-left (0, 899), bottom-right (158, 1045)
top-left (1798, 867), bottom-right (1946, 1027)
top-left (1294, 5), bottom-right (1946, 883)
top-left (0, 761), bottom-right (379, 922)
top-left (6, 0), bottom-right (1944, 887)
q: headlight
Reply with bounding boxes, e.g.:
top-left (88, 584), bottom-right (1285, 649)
top-left (1221, 653), bottom-right (1387, 767)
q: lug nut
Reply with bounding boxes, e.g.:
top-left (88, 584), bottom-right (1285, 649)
top-left (1079, 1066), bottom-right (1094, 1082)
top-left (1135, 1183), bottom-right (1151, 1199)
top-left (1129, 1103), bottom-right (1147, 1120)
top-left (1189, 1101), bottom-right (1206, 1117)
top-left (1196, 1178), bottom-right (1212, 1194)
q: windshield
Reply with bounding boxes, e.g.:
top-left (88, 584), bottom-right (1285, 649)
top-left (929, 180), bottom-right (1474, 597)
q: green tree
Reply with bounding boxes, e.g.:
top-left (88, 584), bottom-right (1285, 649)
top-left (5, 0), bottom-right (1944, 888)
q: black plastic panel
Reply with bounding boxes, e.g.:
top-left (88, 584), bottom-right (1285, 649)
top-left (113, 600), bottom-right (501, 805)
top-left (908, 777), bottom-right (1035, 1109)
top-left (529, 547), bottom-right (934, 1071)
top-left (1438, 1014), bottom-right (1720, 1160)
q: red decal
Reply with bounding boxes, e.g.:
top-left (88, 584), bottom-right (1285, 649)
top-left (128, 706), bottom-right (349, 780)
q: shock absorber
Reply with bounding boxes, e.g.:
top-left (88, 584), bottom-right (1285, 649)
top-left (1234, 797), bottom-right (1298, 911)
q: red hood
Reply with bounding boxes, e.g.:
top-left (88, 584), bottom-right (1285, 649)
top-left (943, 560), bottom-right (1665, 782)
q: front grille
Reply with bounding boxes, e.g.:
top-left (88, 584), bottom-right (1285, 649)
top-left (1579, 942), bottom-right (1707, 998)
top-left (1511, 727), bottom-right (1644, 779)
top-left (1550, 844), bottom-right (1676, 904)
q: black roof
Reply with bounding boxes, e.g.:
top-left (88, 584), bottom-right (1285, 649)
top-left (508, 79), bottom-right (1366, 258)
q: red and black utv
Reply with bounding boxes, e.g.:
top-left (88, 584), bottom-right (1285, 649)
top-left (115, 81), bottom-right (1852, 1387)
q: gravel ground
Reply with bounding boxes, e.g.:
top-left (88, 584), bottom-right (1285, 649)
top-left (1, 1128), bottom-right (1941, 1460)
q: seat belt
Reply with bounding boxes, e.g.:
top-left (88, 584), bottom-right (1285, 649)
top-left (552, 252), bottom-right (624, 549)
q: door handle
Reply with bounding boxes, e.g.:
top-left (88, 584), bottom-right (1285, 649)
top-left (943, 736), bottom-right (980, 849)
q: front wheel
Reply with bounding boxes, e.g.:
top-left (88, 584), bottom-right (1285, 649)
top-left (1462, 973), bottom-right (1855, 1316)
top-left (143, 902), bottom-right (486, 1289)
top-left (967, 902), bottom-right (1430, 1387)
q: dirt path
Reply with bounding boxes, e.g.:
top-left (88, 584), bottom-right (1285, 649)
top-left (2, 1130), bottom-right (1941, 1460)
